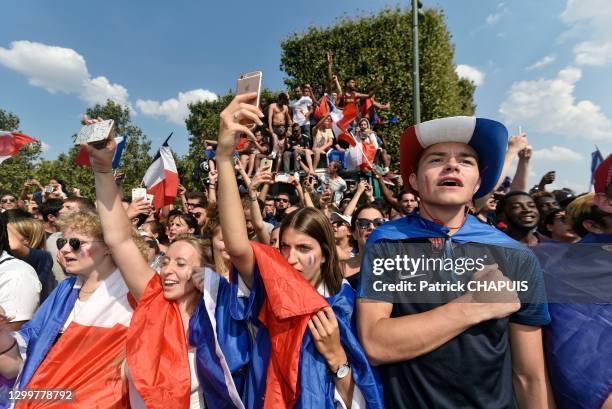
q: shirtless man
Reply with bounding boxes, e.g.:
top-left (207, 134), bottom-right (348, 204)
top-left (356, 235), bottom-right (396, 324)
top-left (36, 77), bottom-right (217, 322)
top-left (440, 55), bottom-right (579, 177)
top-left (267, 92), bottom-right (292, 167)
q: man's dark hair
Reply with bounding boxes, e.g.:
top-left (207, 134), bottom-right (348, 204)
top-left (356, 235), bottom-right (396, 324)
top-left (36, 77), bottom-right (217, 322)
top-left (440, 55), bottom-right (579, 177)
top-left (541, 208), bottom-right (565, 237)
top-left (186, 192), bottom-right (206, 206)
top-left (65, 197), bottom-right (95, 211)
top-left (3, 208), bottom-right (33, 221)
top-left (496, 191), bottom-right (532, 217)
top-left (345, 77), bottom-right (355, 86)
top-left (40, 199), bottom-right (64, 222)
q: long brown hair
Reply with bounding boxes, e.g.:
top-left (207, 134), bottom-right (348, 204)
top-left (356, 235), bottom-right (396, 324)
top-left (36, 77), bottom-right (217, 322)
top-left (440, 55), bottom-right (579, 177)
top-left (280, 207), bottom-right (343, 295)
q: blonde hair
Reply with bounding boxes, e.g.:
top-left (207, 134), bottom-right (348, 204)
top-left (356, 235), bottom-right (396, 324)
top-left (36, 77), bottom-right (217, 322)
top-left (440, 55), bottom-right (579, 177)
top-left (9, 218), bottom-right (46, 249)
top-left (57, 211), bottom-right (104, 241)
top-left (565, 193), bottom-right (608, 237)
top-left (172, 234), bottom-right (215, 268)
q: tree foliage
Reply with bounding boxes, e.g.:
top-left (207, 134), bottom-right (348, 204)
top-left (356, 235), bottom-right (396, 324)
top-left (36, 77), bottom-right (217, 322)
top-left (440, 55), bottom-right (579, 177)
top-left (280, 7), bottom-right (476, 165)
top-left (0, 102), bottom-right (153, 198)
top-left (0, 108), bottom-right (43, 194)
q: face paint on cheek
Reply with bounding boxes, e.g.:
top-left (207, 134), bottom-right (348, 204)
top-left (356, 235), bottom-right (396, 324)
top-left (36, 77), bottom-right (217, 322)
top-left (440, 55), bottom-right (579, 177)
top-left (424, 175), bottom-right (431, 195)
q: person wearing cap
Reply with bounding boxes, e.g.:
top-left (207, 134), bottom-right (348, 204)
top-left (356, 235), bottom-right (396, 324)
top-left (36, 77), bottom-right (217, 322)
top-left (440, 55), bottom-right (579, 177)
top-left (357, 116), bottom-right (554, 408)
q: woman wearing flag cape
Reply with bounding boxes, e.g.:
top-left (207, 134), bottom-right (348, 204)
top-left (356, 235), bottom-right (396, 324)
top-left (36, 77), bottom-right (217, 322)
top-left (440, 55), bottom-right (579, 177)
top-left (85, 121), bottom-right (253, 409)
top-left (216, 92), bottom-right (384, 409)
top-left (0, 210), bottom-right (139, 408)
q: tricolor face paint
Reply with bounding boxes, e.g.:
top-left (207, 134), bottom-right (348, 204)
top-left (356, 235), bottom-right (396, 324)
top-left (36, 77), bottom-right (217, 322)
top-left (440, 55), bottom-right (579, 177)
top-left (280, 227), bottom-right (324, 287)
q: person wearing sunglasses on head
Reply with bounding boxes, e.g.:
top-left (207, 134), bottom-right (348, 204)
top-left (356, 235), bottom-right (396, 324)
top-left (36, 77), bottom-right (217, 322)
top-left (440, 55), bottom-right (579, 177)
top-left (0, 209), bottom-right (148, 408)
top-left (341, 204), bottom-right (386, 291)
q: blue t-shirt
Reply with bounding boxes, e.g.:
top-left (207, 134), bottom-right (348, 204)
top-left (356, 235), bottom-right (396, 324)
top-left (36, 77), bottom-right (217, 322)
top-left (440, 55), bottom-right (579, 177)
top-left (359, 215), bottom-right (550, 409)
top-left (24, 248), bottom-right (54, 301)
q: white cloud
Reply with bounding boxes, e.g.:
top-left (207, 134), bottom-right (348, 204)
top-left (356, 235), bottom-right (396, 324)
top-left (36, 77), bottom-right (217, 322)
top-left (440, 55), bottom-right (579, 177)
top-left (0, 40), bottom-right (131, 107)
top-left (136, 89), bottom-right (218, 124)
top-left (486, 3), bottom-right (508, 25)
top-left (560, 0), bottom-right (612, 66)
top-left (499, 66), bottom-right (612, 140)
top-left (455, 64), bottom-right (485, 86)
top-left (526, 55), bottom-right (556, 71)
top-left (532, 146), bottom-right (583, 162)
top-left (81, 76), bottom-right (130, 107)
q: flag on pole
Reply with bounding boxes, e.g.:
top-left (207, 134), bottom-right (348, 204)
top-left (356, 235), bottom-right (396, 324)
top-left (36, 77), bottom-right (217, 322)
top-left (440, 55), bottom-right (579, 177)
top-left (590, 147), bottom-right (604, 190)
top-left (75, 136), bottom-right (126, 169)
top-left (0, 130), bottom-right (37, 164)
top-left (143, 134), bottom-right (178, 209)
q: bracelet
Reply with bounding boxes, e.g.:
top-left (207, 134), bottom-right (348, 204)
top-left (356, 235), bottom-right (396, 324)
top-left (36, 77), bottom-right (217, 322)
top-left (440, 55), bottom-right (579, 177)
top-left (95, 169), bottom-right (114, 174)
top-left (249, 195), bottom-right (258, 202)
top-left (0, 339), bottom-right (16, 355)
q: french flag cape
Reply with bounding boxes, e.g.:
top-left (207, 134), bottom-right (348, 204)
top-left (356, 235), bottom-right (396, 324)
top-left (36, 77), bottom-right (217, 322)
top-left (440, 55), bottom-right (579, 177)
top-left (366, 213), bottom-right (525, 249)
top-left (11, 271), bottom-right (133, 408)
top-left (0, 131), bottom-right (37, 164)
top-left (142, 143), bottom-right (179, 210)
top-left (533, 234), bottom-right (612, 409)
top-left (230, 242), bottom-right (384, 409)
top-left (126, 270), bottom-right (252, 409)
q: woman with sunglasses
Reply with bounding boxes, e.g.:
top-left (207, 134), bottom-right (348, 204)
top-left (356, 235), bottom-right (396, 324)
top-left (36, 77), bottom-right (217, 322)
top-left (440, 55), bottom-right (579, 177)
top-left (84, 128), bottom-right (252, 409)
top-left (217, 93), bottom-right (383, 408)
top-left (0, 210), bottom-right (146, 408)
top-left (341, 204), bottom-right (386, 290)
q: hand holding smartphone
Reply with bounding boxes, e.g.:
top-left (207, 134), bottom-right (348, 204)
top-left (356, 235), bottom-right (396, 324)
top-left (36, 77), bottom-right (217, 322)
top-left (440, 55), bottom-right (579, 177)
top-left (75, 119), bottom-right (115, 148)
top-left (235, 71), bottom-right (262, 127)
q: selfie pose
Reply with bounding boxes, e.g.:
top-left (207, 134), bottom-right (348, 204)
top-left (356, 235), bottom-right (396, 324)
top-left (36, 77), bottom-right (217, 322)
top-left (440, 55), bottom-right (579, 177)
top-left (217, 92), bottom-right (383, 408)
top-left (84, 123), bottom-right (253, 409)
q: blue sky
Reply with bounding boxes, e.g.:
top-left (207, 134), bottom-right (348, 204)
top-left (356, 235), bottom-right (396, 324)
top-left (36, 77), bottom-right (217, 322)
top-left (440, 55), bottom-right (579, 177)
top-left (1, 0), bottom-right (611, 193)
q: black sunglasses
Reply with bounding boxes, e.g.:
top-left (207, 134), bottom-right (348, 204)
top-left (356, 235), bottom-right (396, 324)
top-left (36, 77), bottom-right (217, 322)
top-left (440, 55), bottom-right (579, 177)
top-left (356, 218), bottom-right (386, 230)
top-left (57, 237), bottom-right (103, 251)
top-left (275, 198), bottom-right (289, 203)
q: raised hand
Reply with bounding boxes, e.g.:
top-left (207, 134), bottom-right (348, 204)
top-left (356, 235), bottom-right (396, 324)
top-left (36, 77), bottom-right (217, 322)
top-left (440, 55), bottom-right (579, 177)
top-left (307, 307), bottom-right (346, 368)
top-left (81, 115), bottom-right (117, 173)
top-left (217, 93), bottom-right (263, 159)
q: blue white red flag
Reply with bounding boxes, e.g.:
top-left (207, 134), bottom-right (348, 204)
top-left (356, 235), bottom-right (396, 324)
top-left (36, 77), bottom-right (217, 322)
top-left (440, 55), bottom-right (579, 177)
top-left (143, 135), bottom-right (178, 209)
top-left (75, 136), bottom-right (126, 169)
top-left (590, 147), bottom-right (604, 189)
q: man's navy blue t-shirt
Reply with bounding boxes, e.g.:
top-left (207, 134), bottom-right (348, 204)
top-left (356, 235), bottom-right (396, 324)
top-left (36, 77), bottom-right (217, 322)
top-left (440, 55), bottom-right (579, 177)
top-left (359, 233), bottom-right (550, 409)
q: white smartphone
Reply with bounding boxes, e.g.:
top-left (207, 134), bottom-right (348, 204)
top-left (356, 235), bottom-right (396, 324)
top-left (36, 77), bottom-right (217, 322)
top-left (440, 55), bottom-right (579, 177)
top-left (274, 173), bottom-right (289, 183)
top-left (236, 71), bottom-right (262, 112)
top-left (75, 119), bottom-right (114, 145)
top-left (132, 188), bottom-right (147, 202)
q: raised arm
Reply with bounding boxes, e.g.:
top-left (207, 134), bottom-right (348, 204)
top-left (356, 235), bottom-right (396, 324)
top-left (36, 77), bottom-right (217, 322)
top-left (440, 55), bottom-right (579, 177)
top-left (343, 180), bottom-right (367, 216)
top-left (247, 172), bottom-right (273, 245)
top-left (372, 170), bottom-right (399, 211)
top-left (84, 123), bottom-right (154, 301)
top-left (510, 146), bottom-right (532, 192)
top-left (216, 93), bottom-right (263, 288)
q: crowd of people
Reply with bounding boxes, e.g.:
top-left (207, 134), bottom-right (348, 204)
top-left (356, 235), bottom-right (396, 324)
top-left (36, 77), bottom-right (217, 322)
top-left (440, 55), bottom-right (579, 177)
top-left (0, 67), bottom-right (610, 409)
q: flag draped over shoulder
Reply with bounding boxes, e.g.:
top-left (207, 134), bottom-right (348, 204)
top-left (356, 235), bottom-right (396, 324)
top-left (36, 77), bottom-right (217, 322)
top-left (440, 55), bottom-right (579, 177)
top-left (126, 275), bottom-right (191, 409)
top-left (143, 139), bottom-right (178, 209)
top-left (75, 136), bottom-right (126, 169)
top-left (0, 131), bottom-right (36, 163)
top-left (248, 242), bottom-right (328, 409)
top-left (14, 271), bottom-right (133, 409)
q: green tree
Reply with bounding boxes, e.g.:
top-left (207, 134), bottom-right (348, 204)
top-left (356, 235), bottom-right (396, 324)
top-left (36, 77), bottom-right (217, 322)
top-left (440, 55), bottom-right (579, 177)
top-left (280, 7), bottom-right (476, 166)
top-left (84, 100), bottom-right (153, 196)
top-left (0, 108), bottom-right (42, 194)
top-left (183, 89), bottom-right (278, 190)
